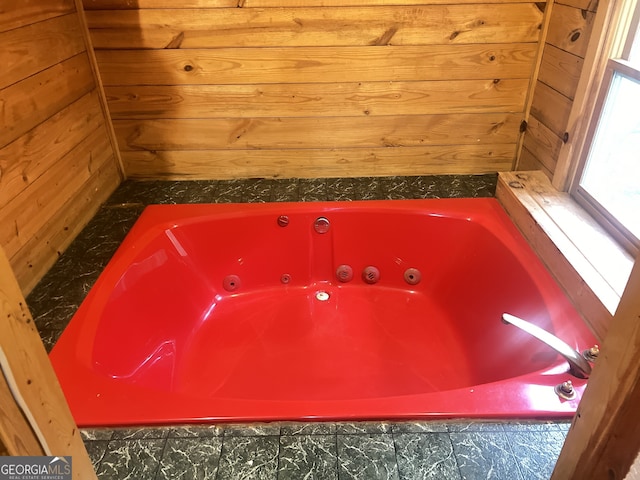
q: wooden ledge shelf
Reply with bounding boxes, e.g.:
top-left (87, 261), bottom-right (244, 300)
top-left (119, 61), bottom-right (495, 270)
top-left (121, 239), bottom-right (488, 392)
top-left (496, 170), bottom-right (634, 340)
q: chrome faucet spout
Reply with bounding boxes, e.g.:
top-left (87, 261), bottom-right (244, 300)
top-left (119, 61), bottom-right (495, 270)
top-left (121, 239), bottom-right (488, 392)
top-left (501, 313), bottom-right (592, 379)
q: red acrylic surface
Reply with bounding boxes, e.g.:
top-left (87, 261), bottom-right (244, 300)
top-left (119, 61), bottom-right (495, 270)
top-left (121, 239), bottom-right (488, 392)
top-left (50, 199), bottom-right (597, 426)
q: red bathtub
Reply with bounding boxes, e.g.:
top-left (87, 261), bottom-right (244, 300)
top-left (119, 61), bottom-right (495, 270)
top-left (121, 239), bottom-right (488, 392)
top-left (50, 198), bottom-right (597, 426)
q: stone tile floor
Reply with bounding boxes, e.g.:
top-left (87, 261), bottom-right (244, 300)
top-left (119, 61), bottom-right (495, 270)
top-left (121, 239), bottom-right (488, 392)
top-left (82, 420), bottom-right (570, 480)
top-left (27, 175), bottom-right (575, 479)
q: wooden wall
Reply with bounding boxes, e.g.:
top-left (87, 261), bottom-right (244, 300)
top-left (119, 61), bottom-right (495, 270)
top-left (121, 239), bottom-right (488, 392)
top-left (0, 1), bottom-right (123, 294)
top-left (82, 0), bottom-right (546, 179)
top-left (518, 0), bottom-right (597, 177)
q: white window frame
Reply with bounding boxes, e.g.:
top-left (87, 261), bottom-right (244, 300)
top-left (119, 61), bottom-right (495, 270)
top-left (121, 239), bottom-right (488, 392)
top-left (569, 0), bottom-right (640, 255)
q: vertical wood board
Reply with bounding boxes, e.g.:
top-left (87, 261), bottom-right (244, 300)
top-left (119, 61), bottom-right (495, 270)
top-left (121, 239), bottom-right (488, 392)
top-left (0, 246), bottom-right (97, 477)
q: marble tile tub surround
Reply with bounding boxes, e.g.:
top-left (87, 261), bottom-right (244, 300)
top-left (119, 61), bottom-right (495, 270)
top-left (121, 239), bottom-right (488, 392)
top-left (25, 174), bottom-right (573, 479)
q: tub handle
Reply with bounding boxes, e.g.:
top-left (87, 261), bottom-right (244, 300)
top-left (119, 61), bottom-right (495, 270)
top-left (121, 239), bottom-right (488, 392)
top-left (501, 313), bottom-right (592, 379)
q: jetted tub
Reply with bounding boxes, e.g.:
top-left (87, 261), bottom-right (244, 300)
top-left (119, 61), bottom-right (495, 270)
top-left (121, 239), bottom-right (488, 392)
top-left (50, 198), bottom-right (597, 426)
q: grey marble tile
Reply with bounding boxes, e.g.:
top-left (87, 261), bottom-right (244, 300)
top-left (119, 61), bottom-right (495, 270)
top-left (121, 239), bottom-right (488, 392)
top-left (299, 178), bottom-right (328, 202)
top-left (81, 428), bottom-right (114, 441)
top-left (450, 432), bottom-right (523, 480)
top-left (337, 422), bottom-right (392, 434)
top-left (392, 422), bottom-right (449, 434)
top-left (354, 178), bottom-right (383, 200)
top-left (503, 420), bottom-right (566, 432)
top-left (107, 180), bottom-right (193, 204)
top-left (337, 434), bottom-right (399, 480)
top-left (394, 433), bottom-right (461, 480)
top-left (278, 435), bottom-right (337, 480)
top-left (216, 435), bottom-right (279, 480)
top-left (180, 180), bottom-right (220, 204)
top-left (242, 178), bottom-right (275, 203)
top-left (507, 431), bottom-right (566, 480)
top-left (168, 425), bottom-right (224, 438)
top-left (379, 176), bottom-right (412, 200)
top-left (223, 423), bottom-right (282, 437)
top-left (84, 440), bottom-right (109, 471)
top-left (156, 437), bottom-right (223, 480)
top-left (112, 427), bottom-right (169, 440)
top-left (447, 421), bottom-right (506, 433)
top-left (439, 176), bottom-right (469, 198)
top-left (326, 178), bottom-right (360, 201)
top-left (406, 176), bottom-right (443, 199)
top-left (97, 439), bottom-right (165, 480)
top-left (271, 179), bottom-right (299, 202)
top-left (214, 180), bottom-right (245, 203)
top-left (281, 422), bottom-right (337, 435)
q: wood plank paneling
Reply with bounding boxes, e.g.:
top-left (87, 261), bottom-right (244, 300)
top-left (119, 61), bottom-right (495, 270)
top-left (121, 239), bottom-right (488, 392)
top-left (114, 114), bottom-right (521, 151)
top-left (546, 4), bottom-right (595, 58)
top-left (523, 115), bottom-right (563, 172)
top-left (538, 44), bottom-right (584, 100)
top-left (0, 0), bottom-right (76, 32)
top-left (0, 54), bottom-right (95, 150)
top-left (106, 79), bottom-right (529, 119)
top-left (86, 5), bottom-right (543, 49)
top-left (0, 91), bottom-right (105, 209)
top-left (87, 1), bottom-right (543, 179)
top-left (11, 146), bottom-right (120, 294)
top-left (518, 0), bottom-right (597, 176)
top-left (0, 14), bottom-right (85, 90)
top-left (556, 0), bottom-right (599, 13)
top-left (123, 145), bottom-right (515, 179)
top-left (518, 146), bottom-right (552, 177)
top-left (530, 81), bottom-right (573, 140)
top-left (0, 127), bottom-right (114, 261)
top-left (83, 0), bottom-right (539, 8)
top-left (0, 3), bottom-right (121, 294)
top-left (96, 45), bottom-right (537, 86)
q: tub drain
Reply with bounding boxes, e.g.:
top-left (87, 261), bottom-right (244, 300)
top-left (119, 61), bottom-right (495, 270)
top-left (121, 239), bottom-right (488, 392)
top-left (315, 291), bottom-right (330, 301)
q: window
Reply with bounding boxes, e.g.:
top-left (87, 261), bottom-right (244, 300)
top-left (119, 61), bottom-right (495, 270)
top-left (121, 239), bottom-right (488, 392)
top-left (571, 0), bottom-right (640, 254)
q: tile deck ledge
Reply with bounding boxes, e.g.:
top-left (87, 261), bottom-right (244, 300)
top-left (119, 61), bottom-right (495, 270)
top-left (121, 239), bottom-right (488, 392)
top-left (496, 171), bottom-right (634, 341)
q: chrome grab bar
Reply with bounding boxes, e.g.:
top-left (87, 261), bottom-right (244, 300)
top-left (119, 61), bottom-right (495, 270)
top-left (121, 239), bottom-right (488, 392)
top-left (502, 313), bottom-right (592, 379)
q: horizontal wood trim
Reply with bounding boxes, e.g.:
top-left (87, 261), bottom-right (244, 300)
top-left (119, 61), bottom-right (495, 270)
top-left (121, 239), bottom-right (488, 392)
top-left (12, 150), bottom-right (120, 294)
top-left (522, 115), bottom-right (563, 172)
top-left (0, 0), bottom-right (76, 33)
top-left (86, 5), bottom-right (543, 49)
top-left (0, 127), bottom-right (113, 261)
top-left (114, 113), bottom-right (522, 151)
top-left (122, 144), bottom-right (515, 179)
top-left (546, 4), bottom-right (596, 58)
top-left (0, 14), bottom-right (86, 91)
top-left (0, 53), bottom-right (96, 150)
top-left (96, 44), bottom-right (538, 86)
top-left (530, 80), bottom-right (572, 138)
top-left (0, 91), bottom-right (105, 210)
top-left (538, 44), bottom-right (584, 100)
top-left (105, 79), bottom-right (529, 119)
top-left (83, 0), bottom-right (542, 8)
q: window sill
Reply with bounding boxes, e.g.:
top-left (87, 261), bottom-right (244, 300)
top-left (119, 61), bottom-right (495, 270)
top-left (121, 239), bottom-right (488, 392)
top-left (496, 171), bottom-right (634, 340)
